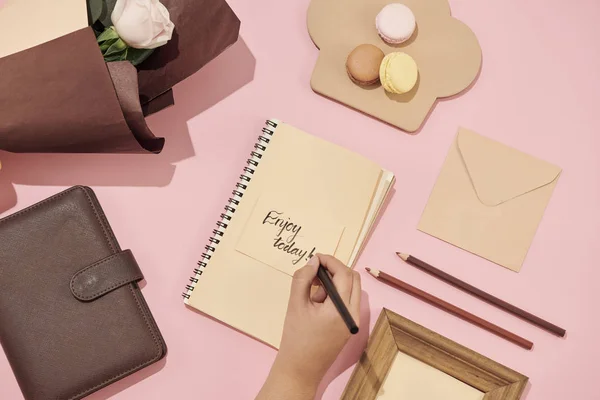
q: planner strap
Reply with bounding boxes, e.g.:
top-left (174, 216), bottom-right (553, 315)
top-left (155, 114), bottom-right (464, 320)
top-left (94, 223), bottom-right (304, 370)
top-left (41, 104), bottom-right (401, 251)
top-left (71, 249), bottom-right (144, 301)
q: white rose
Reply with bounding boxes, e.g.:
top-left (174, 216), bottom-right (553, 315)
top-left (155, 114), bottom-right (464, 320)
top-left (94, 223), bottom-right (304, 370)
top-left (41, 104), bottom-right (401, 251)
top-left (111, 0), bottom-right (175, 50)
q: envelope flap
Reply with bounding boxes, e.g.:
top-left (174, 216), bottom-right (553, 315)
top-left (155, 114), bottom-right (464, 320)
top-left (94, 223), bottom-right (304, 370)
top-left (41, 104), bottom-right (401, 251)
top-left (457, 128), bottom-right (561, 206)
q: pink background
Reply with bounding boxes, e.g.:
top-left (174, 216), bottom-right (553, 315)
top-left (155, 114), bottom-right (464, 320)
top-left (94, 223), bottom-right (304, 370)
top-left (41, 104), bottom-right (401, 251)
top-left (1, 0), bottom-right (599, 398)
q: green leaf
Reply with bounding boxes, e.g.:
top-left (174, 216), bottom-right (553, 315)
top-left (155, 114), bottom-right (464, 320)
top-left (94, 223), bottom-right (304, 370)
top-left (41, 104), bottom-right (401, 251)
top-left (87, 0), bottom-right (105, 25)
top-left (126, 48), bottom-right (155, 66)
top-left (104, 53), bottom-right (127, 62)
top-left (96, 26), bottom-right (119, 43)
top-left (95, 21), bottom-right (154, 67)
top-left (99, 38), bottom-right (118, 52)
top-left (104, 47), bottom-right (128, 62)
top-left (104, 38), bottom-right (128, 57)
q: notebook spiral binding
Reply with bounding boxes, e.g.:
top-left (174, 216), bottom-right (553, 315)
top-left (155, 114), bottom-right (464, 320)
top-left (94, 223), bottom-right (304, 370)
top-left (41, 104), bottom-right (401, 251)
top-left (182, 120), bottom-right (279, 301)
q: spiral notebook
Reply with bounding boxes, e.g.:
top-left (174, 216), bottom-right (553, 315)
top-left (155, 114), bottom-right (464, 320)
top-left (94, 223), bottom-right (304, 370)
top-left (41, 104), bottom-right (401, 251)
top-left (183, 120), bottom-right (395, 347)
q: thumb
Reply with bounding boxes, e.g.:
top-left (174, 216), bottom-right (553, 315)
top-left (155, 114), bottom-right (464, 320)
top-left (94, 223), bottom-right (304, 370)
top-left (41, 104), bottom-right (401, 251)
top-left (290, 255), bottom-right (320, 304)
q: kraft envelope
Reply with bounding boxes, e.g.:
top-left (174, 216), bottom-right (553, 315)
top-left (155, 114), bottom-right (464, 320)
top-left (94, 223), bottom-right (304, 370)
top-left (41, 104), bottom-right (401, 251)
top-left (237, 194), bottom-right (345, 276)
top-left (418, 128), bottom-right (561, 272)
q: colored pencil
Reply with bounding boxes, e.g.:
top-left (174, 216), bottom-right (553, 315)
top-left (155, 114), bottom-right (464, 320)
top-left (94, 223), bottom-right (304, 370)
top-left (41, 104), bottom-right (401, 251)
top-left (318, 265), bottom-right (359, 335)
top-left (366, 267), bottom-right (533, 350)
top-left (397, 252), bottom-right (566, 337)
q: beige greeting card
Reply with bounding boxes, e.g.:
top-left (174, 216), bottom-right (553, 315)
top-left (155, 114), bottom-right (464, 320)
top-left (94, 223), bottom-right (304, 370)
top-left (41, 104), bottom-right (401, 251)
top-left (237, 195), bottom-right (345, 275)
top-left (0, 0), bottom-right (88, 58)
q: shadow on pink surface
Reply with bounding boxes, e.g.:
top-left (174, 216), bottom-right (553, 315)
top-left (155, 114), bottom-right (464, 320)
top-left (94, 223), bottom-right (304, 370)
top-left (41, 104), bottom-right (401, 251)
top-left (84, 357), bottom-right (167, 400)
top-left (315, 290), bottom-right (371, 399)
top-left (0, 179), bottom-right (16, 213)
top-left (406, 56), bottom-right (483, 136)
top-left (0, 37), bottom-right (255, 212)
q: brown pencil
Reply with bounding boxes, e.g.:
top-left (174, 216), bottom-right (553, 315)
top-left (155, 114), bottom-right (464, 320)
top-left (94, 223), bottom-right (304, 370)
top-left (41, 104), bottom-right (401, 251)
top-left (397, 252), bottom-right (566, 337)
top-left (366, 267), bottom-right (534, 350)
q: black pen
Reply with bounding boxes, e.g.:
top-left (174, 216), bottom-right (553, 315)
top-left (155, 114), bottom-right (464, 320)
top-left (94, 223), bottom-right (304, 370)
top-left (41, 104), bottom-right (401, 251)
top-left (317, 265), bottom-right (359, 335)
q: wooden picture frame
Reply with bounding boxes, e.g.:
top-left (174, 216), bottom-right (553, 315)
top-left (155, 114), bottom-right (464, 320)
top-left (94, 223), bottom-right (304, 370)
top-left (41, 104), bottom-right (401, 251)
top-left (342, 309), bottom-right (528, 399)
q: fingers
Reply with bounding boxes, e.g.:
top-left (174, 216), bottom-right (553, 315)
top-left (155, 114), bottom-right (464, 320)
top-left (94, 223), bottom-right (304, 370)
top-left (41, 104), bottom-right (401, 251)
top-left (290, 255), bottom-right (321, 305)
top-left (310, 277), bottom-right (326, 302)
top-left (318, 254), bottom-right (354, 301)
top-left (310, 285), bottom-right (327, 303)
top-left (349, 270), bottom-right (361, 321)
top-left (317, 254), bottom-right (348, 275)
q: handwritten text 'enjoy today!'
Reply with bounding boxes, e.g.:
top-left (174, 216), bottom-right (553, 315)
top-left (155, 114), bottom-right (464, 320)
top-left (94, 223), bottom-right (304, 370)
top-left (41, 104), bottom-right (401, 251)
top-left (262, 210), bottom-right (316, 265)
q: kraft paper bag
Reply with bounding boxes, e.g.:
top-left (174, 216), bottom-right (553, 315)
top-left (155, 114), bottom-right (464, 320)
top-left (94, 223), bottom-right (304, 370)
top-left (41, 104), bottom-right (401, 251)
top-left (418, 128), bottom-right (561, 272)
top-left (0, 0), bottom-right (240, 154)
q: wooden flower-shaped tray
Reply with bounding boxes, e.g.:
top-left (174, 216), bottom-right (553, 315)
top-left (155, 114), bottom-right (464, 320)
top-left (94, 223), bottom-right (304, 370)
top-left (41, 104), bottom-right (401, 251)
top-left (308, 0), bottom-right (482, 132)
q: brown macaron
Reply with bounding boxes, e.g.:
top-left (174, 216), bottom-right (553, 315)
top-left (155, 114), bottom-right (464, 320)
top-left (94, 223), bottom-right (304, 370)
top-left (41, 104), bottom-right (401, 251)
top-left (346, 44), bottom-right (385, 86)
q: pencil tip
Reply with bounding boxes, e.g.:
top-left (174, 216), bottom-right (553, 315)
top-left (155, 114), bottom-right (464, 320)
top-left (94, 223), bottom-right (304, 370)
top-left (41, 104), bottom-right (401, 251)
top-left (366, 268), bottom-right (379, 278)
top-left (397, 252), bottom-right (409, 261)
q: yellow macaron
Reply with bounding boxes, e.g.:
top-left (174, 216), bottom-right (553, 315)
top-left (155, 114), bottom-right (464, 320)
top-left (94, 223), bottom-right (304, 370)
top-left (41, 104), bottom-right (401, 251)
top-left (379, 52), bottom-right (418, 94)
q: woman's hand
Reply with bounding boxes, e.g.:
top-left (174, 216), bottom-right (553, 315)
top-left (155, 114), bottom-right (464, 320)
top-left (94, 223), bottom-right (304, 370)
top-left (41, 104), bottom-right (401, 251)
top-left (256, 254), bottom-right (361, 400)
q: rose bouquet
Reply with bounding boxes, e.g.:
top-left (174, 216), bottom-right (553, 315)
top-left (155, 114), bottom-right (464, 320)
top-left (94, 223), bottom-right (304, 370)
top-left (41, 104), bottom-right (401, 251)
top-left (0, 0), bottom-right (240, 154)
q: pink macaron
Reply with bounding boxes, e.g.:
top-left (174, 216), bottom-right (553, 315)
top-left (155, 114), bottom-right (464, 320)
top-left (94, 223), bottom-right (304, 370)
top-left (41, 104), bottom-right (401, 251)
top-left (376, 3), bottom-right (416, 45)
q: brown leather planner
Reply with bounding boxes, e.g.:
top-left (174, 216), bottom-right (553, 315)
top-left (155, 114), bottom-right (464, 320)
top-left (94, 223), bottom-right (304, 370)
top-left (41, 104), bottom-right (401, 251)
top-left (0, 186), bottom-right (167, 400)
